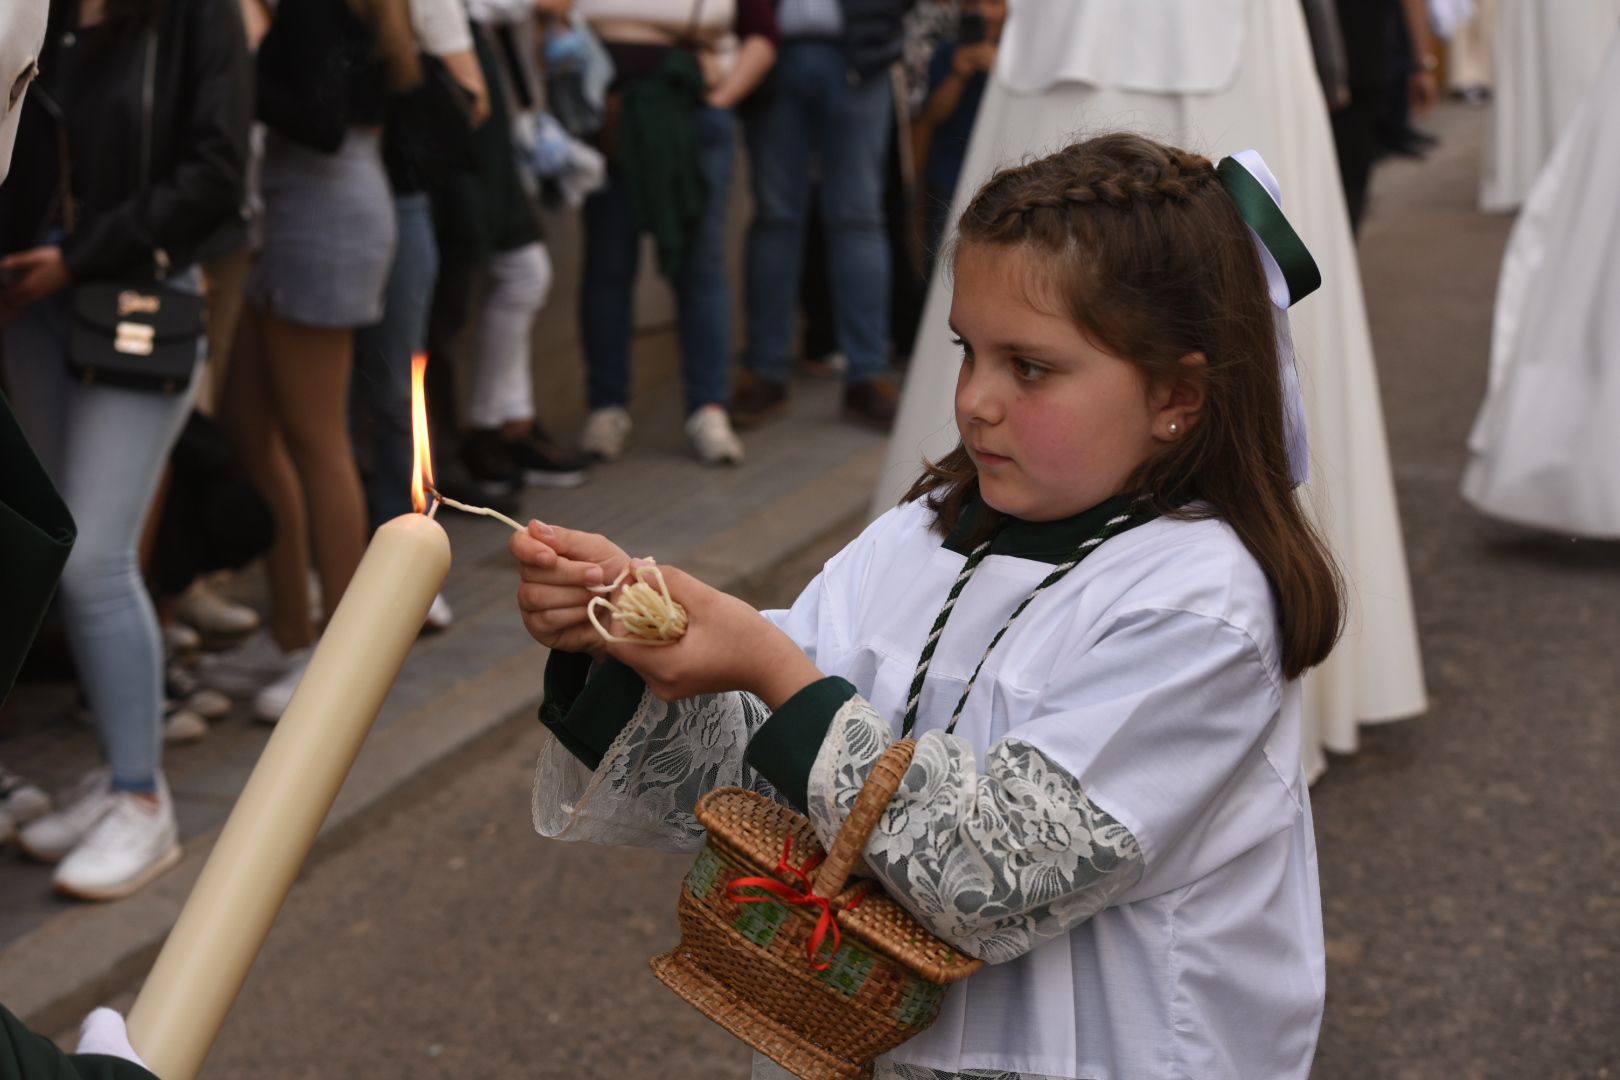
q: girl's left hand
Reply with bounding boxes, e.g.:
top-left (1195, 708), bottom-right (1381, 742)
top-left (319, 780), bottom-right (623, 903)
top-left (0, 246), bottom-right (70, 325)
top-left (601, 564), bottom-right (823, 708)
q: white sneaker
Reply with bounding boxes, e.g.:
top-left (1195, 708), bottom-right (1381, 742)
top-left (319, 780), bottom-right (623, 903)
top-left (186, 687), bottom-right (233, 720)
top-left (196, 630), bottom-right (306, 697)
top-left (175, 579), bottom-right (261, 636)
top-left (163, 622), bottom-right (201, 654)
top-left (0, 764), bottom-right (52, 826)
top-left (580, 406), bottom-right (632, 462)
top-left (685, 405), bottom-right (745, 465)
top-left (252, 645), bottom-right (313, 723)
top-left (163, 703), bottom-right (209, 744)
top-left (307, 571), bottom-right (324, 625)
top-left (53, 781), bottom-right (181, 901)
top-left (17, 767), bottom-right (115, 863)
top-left (167, 661), bottom-right (233, 719)
top-left (424, 592), bottom-right (453, 633)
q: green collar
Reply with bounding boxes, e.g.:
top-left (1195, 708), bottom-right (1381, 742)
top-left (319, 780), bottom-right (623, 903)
top-left (943, 491), bottom-right (1147, 564)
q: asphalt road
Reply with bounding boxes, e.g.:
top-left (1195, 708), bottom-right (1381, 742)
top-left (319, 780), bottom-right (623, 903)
top-left (92, 103), bottom-right (1619, 1078)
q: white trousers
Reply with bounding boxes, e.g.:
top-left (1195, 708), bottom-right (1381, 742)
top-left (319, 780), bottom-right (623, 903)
top-left (466, 241), bottom-right (553, 429)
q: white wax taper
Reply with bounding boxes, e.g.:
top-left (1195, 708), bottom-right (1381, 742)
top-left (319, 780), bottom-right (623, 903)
top-left (429, 488), bottom-right (523, 532)
top-left (126, 513), bottom-right (451, 1080)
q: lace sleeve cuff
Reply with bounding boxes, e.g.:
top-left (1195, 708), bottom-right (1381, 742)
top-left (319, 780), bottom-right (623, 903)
top-left (744, 676), bottom-right (858, 812)
top-left (538, 651), bottom-right (649, 769)
top-left (805, 699), bottom-right (1146, 963)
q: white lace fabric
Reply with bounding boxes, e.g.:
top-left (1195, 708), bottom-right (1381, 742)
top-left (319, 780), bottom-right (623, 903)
top-left (806, 697), bottom-right (1143, 965)
top-left (532, 677), bottom-right (1144, 961)
top-left (532, 687), bottom-right (778, 852)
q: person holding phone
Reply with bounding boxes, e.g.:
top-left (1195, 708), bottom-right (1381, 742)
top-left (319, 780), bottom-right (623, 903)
top-left (913, 0), bottom-right (1007, 257)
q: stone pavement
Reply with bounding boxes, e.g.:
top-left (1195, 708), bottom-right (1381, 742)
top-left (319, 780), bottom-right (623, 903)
top-left (0, 342), bottom-right (885, 1033)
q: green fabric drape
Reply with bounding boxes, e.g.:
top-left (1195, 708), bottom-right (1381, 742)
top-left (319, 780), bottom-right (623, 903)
top-left (616, 50), bottom-right (708, 280)
top-left (0, 391), bottom-right (76, 706)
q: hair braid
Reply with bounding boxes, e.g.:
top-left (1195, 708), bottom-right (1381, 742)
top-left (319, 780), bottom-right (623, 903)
top-left (964, 138), bottom-right (1221, 237)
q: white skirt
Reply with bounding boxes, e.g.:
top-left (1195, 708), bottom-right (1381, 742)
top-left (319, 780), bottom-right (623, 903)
top-left (872, 0), bottom-right (1427, 780)
top-left (1463, 34), bottom-right (1620, 537)
top-left (1478, 0), bottom-right (1618, 213)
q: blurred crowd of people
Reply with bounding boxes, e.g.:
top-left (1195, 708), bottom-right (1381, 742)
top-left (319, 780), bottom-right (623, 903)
top-left (0, 0), bottom-right (1503, 906)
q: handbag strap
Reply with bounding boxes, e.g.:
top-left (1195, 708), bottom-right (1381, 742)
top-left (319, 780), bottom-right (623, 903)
top-left (139, 26), bottom-right (172, 279)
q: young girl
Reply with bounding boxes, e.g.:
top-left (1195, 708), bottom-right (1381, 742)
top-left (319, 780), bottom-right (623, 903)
top-left (514, 133), bottom-right (1339, 1080)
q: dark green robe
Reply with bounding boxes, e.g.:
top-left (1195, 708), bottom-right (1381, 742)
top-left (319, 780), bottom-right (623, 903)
top-left (0, 388), bottom-right (75, 705)
top-left (0, 1005), bottom-right (156, 1080)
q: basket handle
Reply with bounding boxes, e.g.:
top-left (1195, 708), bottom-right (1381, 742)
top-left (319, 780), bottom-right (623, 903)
top-left (810, 738), bottom-right (916, 899)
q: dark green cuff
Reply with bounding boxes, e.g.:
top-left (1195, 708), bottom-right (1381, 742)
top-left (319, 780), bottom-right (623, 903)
top-left (537, 651), bottom-right (649, 770)
top-left (745, 676), bottom-right (858, 813)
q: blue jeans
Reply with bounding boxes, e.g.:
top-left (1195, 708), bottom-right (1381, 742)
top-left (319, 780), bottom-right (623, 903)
top-left (581, 104), bottom-right (735, 416)
top-left (353, 192), bottom-right (438, 530)
top-left (743, 41), bottom-right (894, 384)
top-left (2, 285), bottom-right (200, 792)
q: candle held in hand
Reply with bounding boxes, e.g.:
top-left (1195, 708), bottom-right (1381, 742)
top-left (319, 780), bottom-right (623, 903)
top-left (125, 514), bottom-right (449, 1079)
top-left (127, 353), bottom-right (454, 1079)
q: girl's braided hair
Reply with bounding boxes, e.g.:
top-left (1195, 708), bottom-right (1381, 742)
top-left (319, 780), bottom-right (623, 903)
top-left (906, 132), bottom-right (1342, 678)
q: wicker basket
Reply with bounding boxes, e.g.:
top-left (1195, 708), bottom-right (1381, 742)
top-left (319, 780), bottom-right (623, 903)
top-left (650, 739), bottom-right (983, 1079)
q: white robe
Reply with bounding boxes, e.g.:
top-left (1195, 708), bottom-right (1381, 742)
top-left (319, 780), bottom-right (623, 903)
top-left (874, 0), bottom-right (1427, 780)
top-left (535, 500), bottom-right (1324, 1079)
top-left (1463, 33), bottom-right (1620, 535)
top-left (1479, 0), bottom-right (1618, 213)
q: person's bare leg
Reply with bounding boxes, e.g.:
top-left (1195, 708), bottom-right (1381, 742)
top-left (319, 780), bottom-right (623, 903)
top-left (220, 304), bottom-right (315, 650)
top-left (261, 313), bottom-right (366, 619)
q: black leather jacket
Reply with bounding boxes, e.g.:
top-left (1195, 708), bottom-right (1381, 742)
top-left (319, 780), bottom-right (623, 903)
top-left (0, 0), bottom-right (251, 281)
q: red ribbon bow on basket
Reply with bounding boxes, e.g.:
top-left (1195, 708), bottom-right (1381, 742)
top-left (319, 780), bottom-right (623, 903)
top-left (725, 836), bottom-right (843, 971)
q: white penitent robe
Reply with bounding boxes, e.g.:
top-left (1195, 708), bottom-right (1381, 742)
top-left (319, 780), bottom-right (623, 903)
top-left (873, 0), bottom-right (1426, 781)
top-left (1463, 33), bottom-right (1620, 536)
top-left (535, 498), bottom-right (1324, 1080)
top-left (1479, 0), bottom-right (1619, 213)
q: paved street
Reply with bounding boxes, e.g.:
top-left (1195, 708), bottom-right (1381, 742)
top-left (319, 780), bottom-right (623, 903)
top-left (8, 101), bottom-right (1619, 1077)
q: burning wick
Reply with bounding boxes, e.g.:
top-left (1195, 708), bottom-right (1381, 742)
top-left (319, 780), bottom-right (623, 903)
top-left (428, 487), bottom-right (524, 532)
top-left (406, 354), bottom-right (523, 531)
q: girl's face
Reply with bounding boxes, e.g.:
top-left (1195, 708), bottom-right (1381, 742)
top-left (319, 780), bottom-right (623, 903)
top-left (950, 243), bottom-right (1165, 522)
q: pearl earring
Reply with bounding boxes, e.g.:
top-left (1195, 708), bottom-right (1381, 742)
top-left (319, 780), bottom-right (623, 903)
top-left (1168, 422), bottom-right (1181, 436)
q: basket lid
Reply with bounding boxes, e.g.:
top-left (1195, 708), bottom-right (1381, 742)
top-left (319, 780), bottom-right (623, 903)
top-left (696, 788), bottom-right (984, 986)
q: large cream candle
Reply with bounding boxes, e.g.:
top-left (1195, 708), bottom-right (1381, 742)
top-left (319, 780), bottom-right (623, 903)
top-left (126, 512), bottom-right (450, 1079)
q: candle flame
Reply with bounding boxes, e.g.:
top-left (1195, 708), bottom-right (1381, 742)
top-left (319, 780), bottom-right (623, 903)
top-left (410, 353), bottom-right (434, 513)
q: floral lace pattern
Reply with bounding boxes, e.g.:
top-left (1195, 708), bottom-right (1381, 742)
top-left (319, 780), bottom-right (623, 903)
top-left (879, 1064), bottom-right (1079, 1080)
top-left (754, 1048), bottom-right (1088, 1079)
top-left (532, 688), bottom-right (776, 853)
top-left (806, 697), bottom-right (1144, 965)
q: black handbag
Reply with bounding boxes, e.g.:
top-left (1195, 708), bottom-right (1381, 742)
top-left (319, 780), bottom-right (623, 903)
top-left (63, 28), bottom-right (203, 395)
top-left (67, 277), bottom-right (205, 394)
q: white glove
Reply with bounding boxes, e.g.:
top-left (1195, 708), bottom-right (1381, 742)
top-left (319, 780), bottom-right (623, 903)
top-left (76, 1007), bottom-right (152, 1069)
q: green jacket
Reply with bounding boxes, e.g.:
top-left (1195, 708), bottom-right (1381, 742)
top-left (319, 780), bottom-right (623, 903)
top-left (0, 1006), bottom-right (156, 1080)
top-left (617, 49), bottom-right (707, 280)
top-left (0, 389), bottom-right (75, 705)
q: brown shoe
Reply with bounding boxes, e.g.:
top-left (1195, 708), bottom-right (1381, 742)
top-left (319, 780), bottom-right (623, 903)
top-left (842, 375), bottom-right (901, 431)
top-left (732, 372), bottom-right (789, 430)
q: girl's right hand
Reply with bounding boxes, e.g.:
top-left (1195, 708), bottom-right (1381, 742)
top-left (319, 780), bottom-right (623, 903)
top-left (511, 521), bottom-right (630, 657)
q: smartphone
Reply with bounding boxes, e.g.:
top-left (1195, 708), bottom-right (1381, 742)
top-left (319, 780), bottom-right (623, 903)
top-left (958, 11), bottom-right (987, 46)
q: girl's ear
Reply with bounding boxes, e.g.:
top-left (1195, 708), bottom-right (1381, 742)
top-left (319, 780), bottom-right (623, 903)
top-left (1153, 352), bottom-right (1208, 442)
